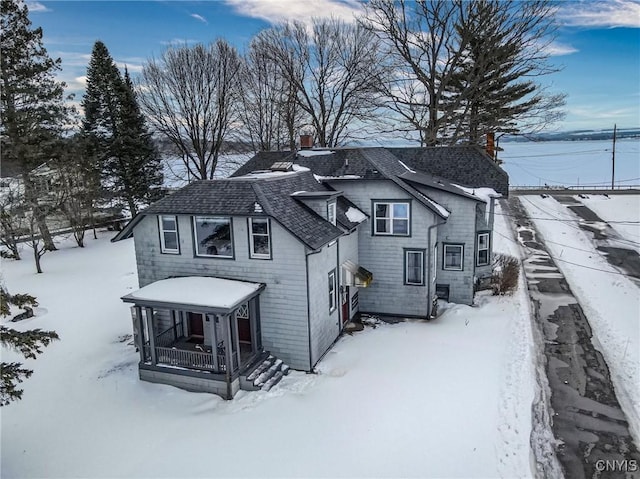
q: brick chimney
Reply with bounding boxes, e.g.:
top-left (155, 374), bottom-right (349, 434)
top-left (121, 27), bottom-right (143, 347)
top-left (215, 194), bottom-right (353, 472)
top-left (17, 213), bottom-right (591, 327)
top-left (299, 134), bottom-right (313, 150)
top-left (485, 132), bottom-right (495, 159)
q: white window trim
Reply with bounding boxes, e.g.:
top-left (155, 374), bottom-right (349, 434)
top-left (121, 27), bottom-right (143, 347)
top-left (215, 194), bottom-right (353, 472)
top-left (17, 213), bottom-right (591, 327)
top-left (476, 232), bottom-right (490, 266)
top-left (373, 201), bottom-right (410, 236)
top-left (249, 217), bottom-right (271, 259)
top-left (405, 250), bottom-right (425, 286)
top-left (327, 201), bottom-right (337, 226)
top-left (443, 244), bottom-right (464, 271)
top-left (328, 270), bottom-right (337, 313)
top-left (158, 215), bottom-right (179, 254)
top-left (192, 216), bottom-right (233, 258)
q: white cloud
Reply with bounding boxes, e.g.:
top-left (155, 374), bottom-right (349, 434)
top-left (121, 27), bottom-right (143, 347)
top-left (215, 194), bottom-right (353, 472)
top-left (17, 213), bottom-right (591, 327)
top-left (224, 0), bottom-right (363, 25)
top-left (544, 41), bottom-right (579, 56)
top-left (26, 1), bottom-right (50, 12)
top-left (190, 13), bottom-right (208, 23)
top-left (557, 0), bottom-right (640, 28)
top-left (160, 38), bottom-right (198, 46)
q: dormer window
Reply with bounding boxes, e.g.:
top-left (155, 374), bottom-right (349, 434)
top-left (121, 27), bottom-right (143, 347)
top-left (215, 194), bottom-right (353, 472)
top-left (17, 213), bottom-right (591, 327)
top-left (327, 201), bottom-right (337, 226)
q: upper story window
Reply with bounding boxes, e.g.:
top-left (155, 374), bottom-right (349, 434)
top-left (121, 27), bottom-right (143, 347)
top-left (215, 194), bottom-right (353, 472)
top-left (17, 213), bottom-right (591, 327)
top-left (373, 201), bottom-right (410, 236)
top-left (405, 249), bottom-right (425, 285)
top-left (476, 232), bottom-right (490, 266)
top-left (193, 216), bottom-right (233, 258)
top-left (443, 244), bottom-right (464, 271)
top-left (328, 269), bottom-right (337, 313)
top-left (249, 218), bottom-right (271, 259)
top-left (327, 201), bottom-right (337, 226)
top-left (158, 215), bottom-right (179, 254)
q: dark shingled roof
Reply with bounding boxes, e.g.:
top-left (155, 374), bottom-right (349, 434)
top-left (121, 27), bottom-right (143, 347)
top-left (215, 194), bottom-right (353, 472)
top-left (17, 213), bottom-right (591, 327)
top-left (335, 195), bottom-right (368, 232)
top-left (114, 170), bottom-right (343, 250)
top-left (387, 146), bottom-right (508, 196)
top-left (233, 146), bottom-right (509, 195)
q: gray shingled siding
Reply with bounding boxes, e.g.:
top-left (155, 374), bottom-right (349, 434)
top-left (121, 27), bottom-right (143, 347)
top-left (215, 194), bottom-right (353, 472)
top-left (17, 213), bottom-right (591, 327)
top-left (132, 214), bottom-right (311, 370)
top-left (474, 202), bottom-right (494, 280)
top-left (307, 242), bottom-right (340, 366)
top-left (338, 230), bottom-right (359, 319)
top-left (297, 197), bottom-right (330, 222)
top-left (326, 179), bottom-right (437, 318)
top-left (416, 188), bottom-right (478, 305)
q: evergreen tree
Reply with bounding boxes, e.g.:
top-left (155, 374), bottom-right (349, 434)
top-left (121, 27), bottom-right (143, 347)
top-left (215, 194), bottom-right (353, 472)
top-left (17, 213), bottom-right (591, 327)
top-left (0, 286), bottom-right (58, 406)
top-left (82, 41), bottom-right (163, 216)
top-left (0, 0), bottom-right (69, 250)
top-left (112, 68), bottom-right (163, 213)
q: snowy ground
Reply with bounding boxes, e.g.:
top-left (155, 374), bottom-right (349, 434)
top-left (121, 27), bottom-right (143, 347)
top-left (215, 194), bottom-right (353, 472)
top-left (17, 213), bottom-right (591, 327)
top-left (1, 209), bottom-right (535, 478)
top-left (578, 194), bottom-right (640, 252)
top-left (519, 194), bottom-right (640, 445)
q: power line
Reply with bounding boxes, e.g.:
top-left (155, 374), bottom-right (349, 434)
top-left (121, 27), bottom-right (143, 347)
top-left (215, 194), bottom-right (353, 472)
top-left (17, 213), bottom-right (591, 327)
top-left (493, 228), bottom-right (638, 278)
top-left (518, 197), bottom-right (640, 247)
top-left (501, 148), bottom-right (608, 159)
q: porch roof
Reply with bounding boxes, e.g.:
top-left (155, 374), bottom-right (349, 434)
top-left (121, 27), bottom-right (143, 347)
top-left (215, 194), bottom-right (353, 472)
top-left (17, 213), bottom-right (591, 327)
top-left (121, 277), bottom-right (265, 314)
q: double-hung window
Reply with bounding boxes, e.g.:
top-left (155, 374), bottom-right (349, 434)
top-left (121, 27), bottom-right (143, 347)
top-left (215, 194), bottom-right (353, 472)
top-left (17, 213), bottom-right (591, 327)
top-left (193, 216), bottom-right (233, 258)
top-left (328, 270), bottom-right (337, 313)
top-left (327, 201), bottom-right (337, 226)
top-left (373, 201), bottom-right (410, 235)
top-left (405, 249), bottom-right (425, 285)
top-left (476, 232), bottom-right (490, 266)
top-left (443, 244), bottom-right (464, 271)
top-left (158, 215), bottom-right (179, 254)
top-left (249, 218), bottom-right (271, 259)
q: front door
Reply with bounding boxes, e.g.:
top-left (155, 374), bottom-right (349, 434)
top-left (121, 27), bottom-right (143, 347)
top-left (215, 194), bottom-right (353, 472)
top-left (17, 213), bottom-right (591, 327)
top-left (188, 312), bottom-right (204, 342)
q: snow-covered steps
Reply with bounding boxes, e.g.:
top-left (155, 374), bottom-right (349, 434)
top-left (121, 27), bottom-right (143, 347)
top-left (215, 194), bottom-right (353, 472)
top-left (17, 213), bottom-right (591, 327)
top-left (239, 353), bottom-right (290, 392)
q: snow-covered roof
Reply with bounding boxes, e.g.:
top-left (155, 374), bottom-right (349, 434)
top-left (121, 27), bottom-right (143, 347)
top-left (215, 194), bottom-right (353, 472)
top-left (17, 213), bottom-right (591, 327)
top-left (345, 207), bottom-right (367, 224)
top-left (297, 149), bottom-right (335, 157)
top-left (452, 184), bottom-right (502, 206)
top-left (121, 277), bottom-right (264, 313)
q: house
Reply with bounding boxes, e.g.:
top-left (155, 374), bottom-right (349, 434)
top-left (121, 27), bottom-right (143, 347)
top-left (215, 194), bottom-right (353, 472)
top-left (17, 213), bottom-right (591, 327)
top-left (113, 145), bottom-right (506, 398)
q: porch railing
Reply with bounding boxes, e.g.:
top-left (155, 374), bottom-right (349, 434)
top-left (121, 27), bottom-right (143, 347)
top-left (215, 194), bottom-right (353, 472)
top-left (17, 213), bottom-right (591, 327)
top-left (142, 343), bottom-right (227, 373)
top-left (155, 347), bottom-right (217, 370)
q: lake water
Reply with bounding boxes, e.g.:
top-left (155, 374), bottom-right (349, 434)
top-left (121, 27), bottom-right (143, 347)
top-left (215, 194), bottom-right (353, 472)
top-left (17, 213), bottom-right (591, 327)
top-left (499, 139), bottom-right (640, 188)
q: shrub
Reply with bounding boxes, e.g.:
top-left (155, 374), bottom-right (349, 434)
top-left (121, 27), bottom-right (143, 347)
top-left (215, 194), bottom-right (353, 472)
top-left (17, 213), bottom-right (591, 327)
top-left (492, 254), bottom-right (520, 295)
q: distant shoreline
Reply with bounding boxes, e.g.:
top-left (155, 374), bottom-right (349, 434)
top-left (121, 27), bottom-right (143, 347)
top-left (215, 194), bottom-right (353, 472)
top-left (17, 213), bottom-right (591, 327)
top-left (502, 129), bottom-right (640, 143)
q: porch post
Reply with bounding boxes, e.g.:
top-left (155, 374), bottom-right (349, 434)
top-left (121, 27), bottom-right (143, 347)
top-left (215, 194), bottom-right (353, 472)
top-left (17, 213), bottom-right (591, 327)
top-left (135, 306), bottom-right (145, 363)
top-left (209, 314), bottom-right (219, 371)
top-left (171, 310), bottom-right (177, 341)
top-left (249, 298), bottom-right (259, 354)
top-left (231, 309), bottom-right (240, 371)
top-left (223, 314), bottom-right (233, 400)
top-left (146, 307), bottom-right (157, 365)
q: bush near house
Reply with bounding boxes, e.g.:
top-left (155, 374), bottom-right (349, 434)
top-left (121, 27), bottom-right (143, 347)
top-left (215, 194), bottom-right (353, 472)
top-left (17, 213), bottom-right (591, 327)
top-left (492, 254), bottom-right (520, 295)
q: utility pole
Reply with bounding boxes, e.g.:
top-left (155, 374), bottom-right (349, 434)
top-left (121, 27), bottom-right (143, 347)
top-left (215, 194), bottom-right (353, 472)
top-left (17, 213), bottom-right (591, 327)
top-left (611, 124), bottom-right (617, 190)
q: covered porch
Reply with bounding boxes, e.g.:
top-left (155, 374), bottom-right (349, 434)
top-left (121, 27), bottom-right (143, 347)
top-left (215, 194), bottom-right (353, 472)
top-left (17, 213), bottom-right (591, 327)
top-left (121, 276), bottom-right (265, 398)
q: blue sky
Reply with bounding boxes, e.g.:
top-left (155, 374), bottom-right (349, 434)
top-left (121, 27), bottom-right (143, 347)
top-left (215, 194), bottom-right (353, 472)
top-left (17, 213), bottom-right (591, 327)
top-left (26, 0), bottom-right (640, 132)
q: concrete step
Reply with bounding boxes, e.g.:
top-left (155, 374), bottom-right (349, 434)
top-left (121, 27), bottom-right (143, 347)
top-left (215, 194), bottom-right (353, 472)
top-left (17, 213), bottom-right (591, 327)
top-left (240, 352), bottom-right (289, 392)
top-left (246, 355), bottom-right (274, 382)
top-left (262, 370), bottom-right (284, 391)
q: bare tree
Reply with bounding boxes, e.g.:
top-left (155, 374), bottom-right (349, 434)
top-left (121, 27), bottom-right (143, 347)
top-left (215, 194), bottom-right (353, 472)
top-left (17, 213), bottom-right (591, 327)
top-left (138, 40), bottom-right (242, 180)
top-left (238, 38), bottom-right (304, 152)
top-left (258, 18), bottom-right (389, 148)
top-left (363, 0), bottom-right (564, 146)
